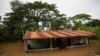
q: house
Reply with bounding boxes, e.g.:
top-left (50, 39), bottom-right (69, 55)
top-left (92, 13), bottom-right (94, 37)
top-left (23, 30), bottom-right (95, 52)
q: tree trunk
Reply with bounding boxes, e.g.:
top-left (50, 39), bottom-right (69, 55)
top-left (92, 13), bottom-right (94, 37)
top-left (36, 21), bottom-right (40, 31)
top-left (20, 23), bottom-right (24, 36)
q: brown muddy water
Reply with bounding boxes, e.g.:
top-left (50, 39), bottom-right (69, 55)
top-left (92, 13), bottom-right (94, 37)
top-left (0, 42), bottom-right (93, 56)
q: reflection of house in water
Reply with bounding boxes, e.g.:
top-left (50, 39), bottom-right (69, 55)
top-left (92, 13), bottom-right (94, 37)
top-left (23, 30), bottom-right (95, 52)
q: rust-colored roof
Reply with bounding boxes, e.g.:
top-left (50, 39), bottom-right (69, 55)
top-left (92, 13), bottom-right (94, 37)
top-left (23, 30), bottom-right (95, 40)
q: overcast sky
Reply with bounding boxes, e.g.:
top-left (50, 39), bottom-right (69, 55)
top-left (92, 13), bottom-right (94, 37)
top-left (0, 0), bottom-right (100, 19)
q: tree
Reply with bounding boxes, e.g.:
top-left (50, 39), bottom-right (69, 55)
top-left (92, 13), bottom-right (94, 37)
top-left (51, 17), bottom-right (67, 30)
top-left (85, 19), bottom-right (100, 27)
top-left (22, 1), bottom-right (65, 31)
top-left (2, 0), bottom-right (25, 41)
top-left (84, 26), bottom-right (100, 40)
top-left (3, 0), bottom-right (65, 41)
top-left (70, 14), bottom-right (91, 30)
top-left (0, 16), bottom-right (1, 21)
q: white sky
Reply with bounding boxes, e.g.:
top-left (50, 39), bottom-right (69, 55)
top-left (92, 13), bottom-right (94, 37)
top-left (0, 0), bottom-right (100, 19)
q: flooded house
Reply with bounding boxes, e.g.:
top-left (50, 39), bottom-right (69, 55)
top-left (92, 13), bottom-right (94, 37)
top-left (23, 30), bottom-right (95, 52)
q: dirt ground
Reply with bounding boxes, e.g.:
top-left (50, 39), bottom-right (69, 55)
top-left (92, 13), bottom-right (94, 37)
top-left (0, 41), bottom-right (95, 56)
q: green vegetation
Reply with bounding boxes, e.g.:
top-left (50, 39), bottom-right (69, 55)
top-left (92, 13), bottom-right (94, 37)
top-left (84, 19), bottom-right (100, 40)
top-left (85, 26), bottom-right (100, 40)
top-left (0, 0), bottom-right (100, 42)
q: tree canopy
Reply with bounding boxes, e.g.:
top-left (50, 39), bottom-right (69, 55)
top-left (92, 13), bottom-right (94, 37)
top-left (85, 19), bottom-right (100, 27)
top-left (0, 0), bottom-right (100, 42)
top-left (1, 0), bottom-right (66, 41)
top-left (70, 14), bottom-right (91, 30)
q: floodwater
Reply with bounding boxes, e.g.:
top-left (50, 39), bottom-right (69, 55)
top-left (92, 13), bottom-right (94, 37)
top-left (0, 42), bottom-right (93, 56)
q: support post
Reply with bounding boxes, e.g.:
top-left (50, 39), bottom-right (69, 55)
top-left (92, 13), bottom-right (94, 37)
top-left (50, 39), bottom-right (53, 56)
top-left (86, 37), bottom-right (89, 45)
top-left (24, 40), bottom-right (28, 52)
top-left (71, 38), bottom-right (73, 48)
top-left (50, 39), bottom-right (52, 50)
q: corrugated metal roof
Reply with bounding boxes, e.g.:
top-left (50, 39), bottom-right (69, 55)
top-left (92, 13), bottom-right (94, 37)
top-left (23, 30), bottom-right (95, 40)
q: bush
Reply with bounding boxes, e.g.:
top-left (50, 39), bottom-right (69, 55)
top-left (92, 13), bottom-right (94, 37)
top-left (84, 26), bottom-right (100, 40)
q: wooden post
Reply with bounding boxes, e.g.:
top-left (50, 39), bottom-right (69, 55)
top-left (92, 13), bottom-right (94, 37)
top-left (86, 37), bottom-right (88, 45)
top-left (50, 39), bottom-right (53, 56)
top-left (24, 40), bottom-right (28, 52)
top-left (71, 38), bottom-right (73, 47)
top-left (50, 39), bottom-right (52, 50)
